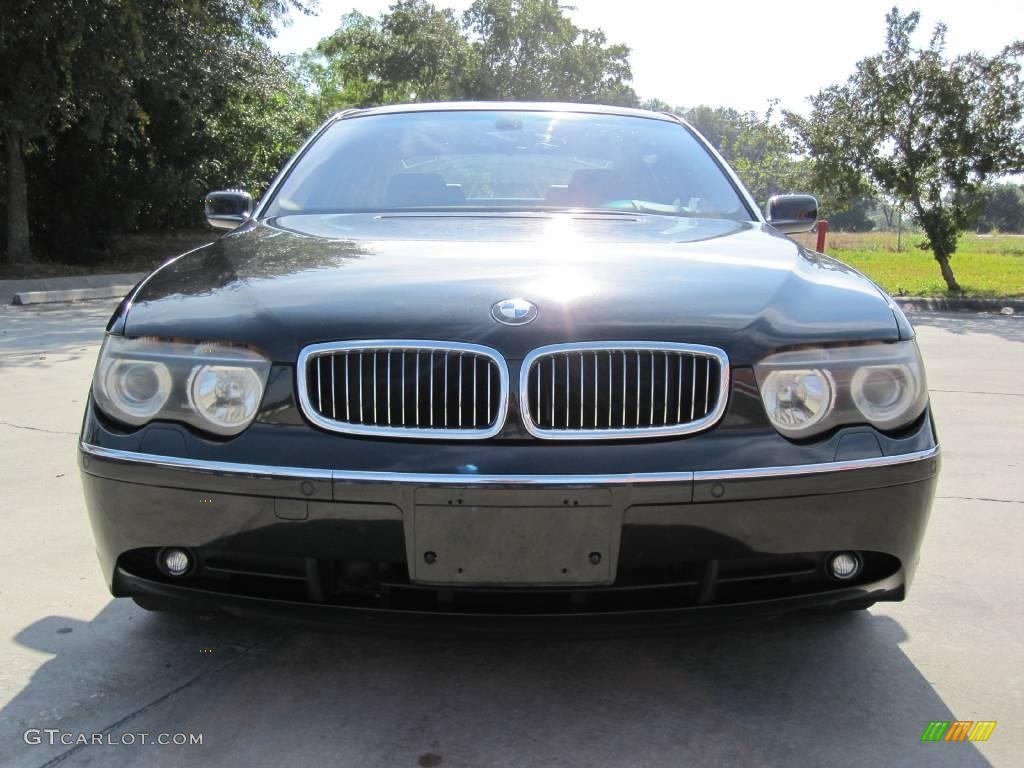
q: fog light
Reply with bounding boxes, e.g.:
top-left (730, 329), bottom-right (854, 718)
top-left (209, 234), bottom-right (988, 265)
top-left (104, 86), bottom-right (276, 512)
top-left (160, 548), bottom-right (192, 577)
top-left (828, 551), bottom-right (862, 580)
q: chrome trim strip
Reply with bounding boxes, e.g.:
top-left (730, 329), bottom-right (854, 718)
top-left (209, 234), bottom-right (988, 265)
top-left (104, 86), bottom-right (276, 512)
top-left (693, 446), bottom-right (939, 482)
top-left (80, 443), bottom-right (938, 486)
top-left (519, 341), bottom-right (731, 440)
top-left (296, 340), bottom-right (510, 440)
top-left (80, 442), bottom-right (333, 482)
top-left (80, 442), bottom-right (688, 486)
top-left (333, 470), bottom-right (694, 486)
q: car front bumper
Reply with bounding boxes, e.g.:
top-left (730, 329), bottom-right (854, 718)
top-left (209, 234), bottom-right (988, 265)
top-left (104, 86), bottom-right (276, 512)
top-left (78, 427), bottom-right (939, 629)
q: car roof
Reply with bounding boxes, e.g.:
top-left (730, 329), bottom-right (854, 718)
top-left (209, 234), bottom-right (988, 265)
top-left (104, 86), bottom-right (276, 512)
top-left (337, 101), bottom-right (679, 123)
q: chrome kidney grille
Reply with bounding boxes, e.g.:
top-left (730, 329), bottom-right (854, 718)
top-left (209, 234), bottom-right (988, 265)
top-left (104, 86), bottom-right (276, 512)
top-left (297, 341), bottom-right (509, 439)
top-left (519, 342), bottom-right (730, 439)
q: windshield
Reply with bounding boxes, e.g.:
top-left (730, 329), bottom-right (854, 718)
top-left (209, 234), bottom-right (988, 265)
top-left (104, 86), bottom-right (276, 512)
top-left (264, 110), bottom-right (753, 221)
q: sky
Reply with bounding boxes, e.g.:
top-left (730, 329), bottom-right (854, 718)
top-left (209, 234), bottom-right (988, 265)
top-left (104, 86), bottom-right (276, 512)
top-left (269, 0), bottom-right (1023, 114)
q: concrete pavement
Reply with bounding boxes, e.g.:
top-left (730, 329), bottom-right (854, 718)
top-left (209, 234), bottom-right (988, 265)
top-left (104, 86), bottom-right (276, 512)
top-left (0, 301), bottom-right (1021, 767)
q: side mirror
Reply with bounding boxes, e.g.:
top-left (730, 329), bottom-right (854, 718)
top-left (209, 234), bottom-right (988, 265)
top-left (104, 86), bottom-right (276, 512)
top-left (204, 189), bottom-right (253, 230)
top-left (766, 194), bottom-right (818, 234)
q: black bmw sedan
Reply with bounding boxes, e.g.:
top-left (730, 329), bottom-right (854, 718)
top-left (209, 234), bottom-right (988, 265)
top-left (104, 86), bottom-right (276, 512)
top-left (78, 102), bottom-right (939, 628)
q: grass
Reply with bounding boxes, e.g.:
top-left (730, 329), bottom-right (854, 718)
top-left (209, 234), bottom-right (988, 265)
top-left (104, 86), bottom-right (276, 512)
top-left (794, 230), bottom-right (1024, 298)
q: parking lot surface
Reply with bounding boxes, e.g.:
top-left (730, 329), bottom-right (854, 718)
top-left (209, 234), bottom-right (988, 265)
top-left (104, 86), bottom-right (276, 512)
top-left (1, 301), bottom-right (1021, 767)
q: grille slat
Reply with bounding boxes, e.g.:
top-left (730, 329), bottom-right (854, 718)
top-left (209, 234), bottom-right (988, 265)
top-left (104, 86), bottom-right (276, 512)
top-left (579, 352), bottom-right (584, 428)
top-left (677, 355), bottom-right (682, 422)
top-left (662, 352), bottom-right (668, 425)
top-left (649, 352), bottom-right (655, 426)
top-left (690, 356), bottom-right (697, 421)
top-left (299, 342), bottom-right (507, 439)
top-left (329, 356), bottom-right (336, 419)
top-left (550, 358), bottom-right (556, 427)
top-left (564, 355), bottom-right (570, 429)
top-left (634, 352), bottom-right (640, 426)
top-left (621, 351), bottom-right (626, 427)
top-left (521, 343), bottom-right (728, 439)
top-left (316, 357), bottom-right (323, 413)
top-left (704, 357), bottom-right (711, 414)
top-left (372, 353), bottom-right (378, 424)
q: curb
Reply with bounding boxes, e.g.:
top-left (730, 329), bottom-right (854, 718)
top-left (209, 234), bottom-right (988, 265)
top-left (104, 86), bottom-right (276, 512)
top-left (894, 297), bottom-right (1023, 313)
top-left (12, 285), bottom-right (135, 306)
top-left (2, 271), bottom-right (145, 306)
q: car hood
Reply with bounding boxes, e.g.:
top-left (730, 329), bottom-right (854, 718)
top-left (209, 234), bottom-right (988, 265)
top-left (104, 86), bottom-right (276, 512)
top-left (122, 213), bottom-right (900, 365)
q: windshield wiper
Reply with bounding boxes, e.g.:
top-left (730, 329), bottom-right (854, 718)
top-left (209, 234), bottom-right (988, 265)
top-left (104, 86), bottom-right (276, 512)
top-left (546, 207), bottom-right (647, 217)
top-left (553, 202), bottom-right (688, 217)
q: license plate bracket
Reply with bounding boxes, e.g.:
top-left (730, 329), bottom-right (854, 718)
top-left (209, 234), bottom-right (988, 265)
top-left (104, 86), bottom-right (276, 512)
top-left (411, 505), bottom-right (616, 586)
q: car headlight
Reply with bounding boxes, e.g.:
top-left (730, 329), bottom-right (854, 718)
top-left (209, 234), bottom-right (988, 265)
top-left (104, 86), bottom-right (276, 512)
top-left (849, 364), bottom-right (919, 429)
top-left (754, 341), bottom-right (927, 438)
top-left (188, 366), bottom-right (266, 432)
top-left (93, 336), bottom-right (271, 436)
top-left (101, 359), bottom-right (173, 421)
top-left (759, 368), bottom-right (835, 434)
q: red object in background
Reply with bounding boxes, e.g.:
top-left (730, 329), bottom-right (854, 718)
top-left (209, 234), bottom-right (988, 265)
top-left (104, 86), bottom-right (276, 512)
top-left (816, 220), bottom-right (829, 253)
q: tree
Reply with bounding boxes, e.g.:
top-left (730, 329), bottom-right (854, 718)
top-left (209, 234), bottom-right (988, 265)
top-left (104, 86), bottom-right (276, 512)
top-left (312, 2), bottom-right (474, 109)
top-left (0, 0), bottom-right (310, 264)
top-left (643, 101), bottom-right (817, 209)
top-left (462, 0), bottom-right (637, 104)
top-left (687, 103), bottom-right (813, 207)
top-left (307, 0), bottom-right (638, 109)
top-left (1, 0), bottom-right (104, 264)
top-left (790, 8), bottom-right (1024, 291)
top-left (973, 184), bottom-right (1024, 232)
top-left (828, 197), bottom-right (878, 232)
top-left (876, 193), bottom-right (906, 230)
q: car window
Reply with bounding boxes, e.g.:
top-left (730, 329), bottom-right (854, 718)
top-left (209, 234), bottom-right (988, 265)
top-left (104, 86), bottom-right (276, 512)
top-left (264, 110), bottom-right (753, 221)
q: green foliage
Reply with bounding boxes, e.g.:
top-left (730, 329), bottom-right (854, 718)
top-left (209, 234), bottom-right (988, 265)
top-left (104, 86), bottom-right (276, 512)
top-left (310, 3), bottom-right (475, 110)
top-left (462, 0), bottom-right (637, 104)
top-left (0, 0), bottom-right (143, 263)
top-left (828, 197), bottom-right (878, 232)
top-left (789, 7), bottom-right (1024, 291)
top-left (687, 104), bottom-right (812, 208)
top-left (5, 0), bottom-right (1023, 276)
top-left (972, 183), bottom-right (1024, 233)
top-left (641, 101), bottom-right (815, 210)
top-left (304, 0), bottom-right (638, 111)
top-left (1, 0), bottom-right (314, 262)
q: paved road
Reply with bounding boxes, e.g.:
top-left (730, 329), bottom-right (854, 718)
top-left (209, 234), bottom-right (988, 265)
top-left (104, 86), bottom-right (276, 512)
top-left (1, 301), bottom-right (1021, 768)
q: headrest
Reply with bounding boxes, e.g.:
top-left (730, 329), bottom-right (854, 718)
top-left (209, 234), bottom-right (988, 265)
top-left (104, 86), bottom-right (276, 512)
top-left (566, 169), bottom-right (626, 206)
